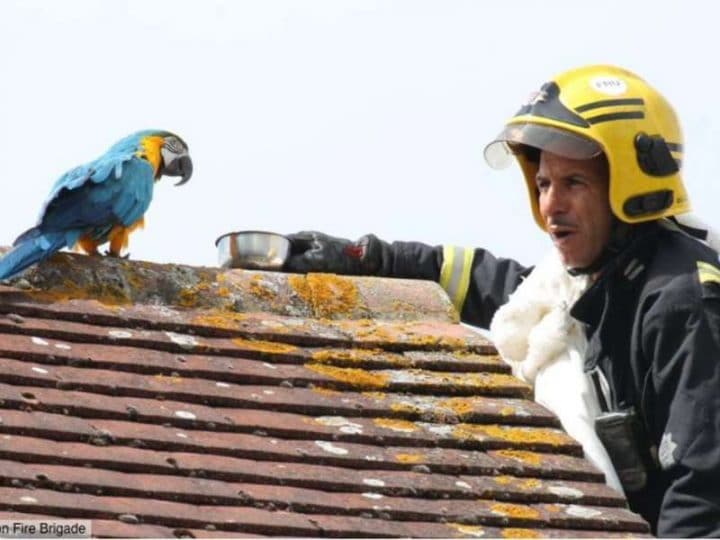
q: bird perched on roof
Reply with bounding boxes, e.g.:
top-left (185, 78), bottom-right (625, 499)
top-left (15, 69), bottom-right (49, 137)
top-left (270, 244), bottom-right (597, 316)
top-left (0, 129), bottom-right (192, 281)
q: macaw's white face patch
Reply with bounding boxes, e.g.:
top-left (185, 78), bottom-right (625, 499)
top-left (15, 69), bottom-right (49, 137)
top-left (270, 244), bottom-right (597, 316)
top-left (659, 431), bottom-right (678, 470)
top-left (163, 136), bottom-right (187, 155)
top-left (161, 136), bottom-right (189, 165)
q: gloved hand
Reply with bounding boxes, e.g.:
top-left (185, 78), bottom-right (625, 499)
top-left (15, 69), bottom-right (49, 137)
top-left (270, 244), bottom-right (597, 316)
top-left (283, 231), bottom-right (384, 275)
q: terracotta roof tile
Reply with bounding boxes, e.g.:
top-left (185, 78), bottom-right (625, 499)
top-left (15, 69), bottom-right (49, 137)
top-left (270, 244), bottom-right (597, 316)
top-left (0, 253), bottom-right (649, 537)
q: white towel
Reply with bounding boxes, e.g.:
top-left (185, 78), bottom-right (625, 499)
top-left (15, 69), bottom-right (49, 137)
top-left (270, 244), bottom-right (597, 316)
top-left (490, 249), bottom-right (623, 493)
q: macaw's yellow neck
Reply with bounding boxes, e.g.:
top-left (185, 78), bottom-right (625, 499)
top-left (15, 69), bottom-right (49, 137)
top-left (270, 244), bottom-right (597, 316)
top-left (137, 136), bottom-right (165, 178)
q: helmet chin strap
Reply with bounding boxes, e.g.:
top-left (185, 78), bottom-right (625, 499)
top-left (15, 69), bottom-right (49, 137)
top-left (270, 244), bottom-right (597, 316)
top-left (565, 219), bottom-right (635, 277)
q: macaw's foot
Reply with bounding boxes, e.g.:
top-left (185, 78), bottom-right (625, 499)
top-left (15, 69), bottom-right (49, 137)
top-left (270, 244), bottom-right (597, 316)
top-left (76, 237), bottom-right (101, 256)
top-left (104, 249), bottom-right (130, 259)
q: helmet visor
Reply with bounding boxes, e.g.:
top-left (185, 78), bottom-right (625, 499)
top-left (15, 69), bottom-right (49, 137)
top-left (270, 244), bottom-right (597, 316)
top-left (484, 123), bottom-right (603, 169)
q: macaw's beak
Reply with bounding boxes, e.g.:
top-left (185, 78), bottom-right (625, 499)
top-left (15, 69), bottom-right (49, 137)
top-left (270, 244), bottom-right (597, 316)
top-left (166, 155), bottom-right (193, 186)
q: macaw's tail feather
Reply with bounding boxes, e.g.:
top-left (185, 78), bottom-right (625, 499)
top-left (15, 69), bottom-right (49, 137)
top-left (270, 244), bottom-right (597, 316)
top-left (0, 232), bottom-right (68, 281)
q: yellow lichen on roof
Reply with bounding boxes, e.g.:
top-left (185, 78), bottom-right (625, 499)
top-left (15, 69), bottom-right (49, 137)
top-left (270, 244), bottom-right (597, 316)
top-left (399, 334), bottom-right (441, 346)
top-left (493, 449), bottom-right (544, 466)
top-left (521, 478), bottom-right (542, 490)
top-left (354, 325), bottom-right (394, 341)
top-left (433, 371), bottom-right (522, 389)
top-left (310, 386), bottom-right (342, 397)
top-left (27, 268), bottom-right (133, 306)
top-left (493, 475), bottom-right (541, 492)
top-left (436, 397), bottom-right (478, 418)
top-left (289, 273), bottom-right (362, 318)
top-left (231, 337), bottom-right (298, 354)
top-left (490, 503), bottom-right (540, 520)
top-left (395, 452), bottom-right (425, 463)
top-left (373, 418), bottom-right (419, 433)
top-left (335, 318), bottom-right (375, 328)
top-left (453, 425), bottom-right (570, 446)
top-left (399, 370), bottom-right (524, 392)
top-left (154, 374), bottom-right (184, 385)
top-left (391, 299), bottom-right (421, 313)
top-left (192, 311), bottom-right (248, 331)
top-left (124, 262), bottom-right (149, 289)
top-left (248, 274), bottom-right (277, 301)
top-left (494, 475), bottom-right (513, 485)
top-left (178, 269), bottom-right (218, 308)
top-left (310, 348), bottom-right (401, 365)
top-left (331, 319), bottom-right (406, 342)
top-left (216, 286), bottom-right (231, 297)
top-left (390, 401), bottom-right (422, 415)
top-left (288, 274), bottom-right (313, 304)
top-left (305, 364), bottom-right (389, 389)
top-left (502, 528), bottom-right (542, 538)
top-left (361, 391), bottom-right (387, 401)
top-left (373, 322), bottom-right (470, 349)
top-left (180, 281), bottom-right (211, 307)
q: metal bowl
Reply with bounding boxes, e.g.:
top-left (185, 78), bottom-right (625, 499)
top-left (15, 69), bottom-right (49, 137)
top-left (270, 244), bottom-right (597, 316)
top-left (215, 231), bottom-right (291, 270)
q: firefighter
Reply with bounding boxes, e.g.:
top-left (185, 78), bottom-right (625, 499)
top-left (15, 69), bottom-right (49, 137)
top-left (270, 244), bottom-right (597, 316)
top-left (283, 65), bottom-right (720, 536)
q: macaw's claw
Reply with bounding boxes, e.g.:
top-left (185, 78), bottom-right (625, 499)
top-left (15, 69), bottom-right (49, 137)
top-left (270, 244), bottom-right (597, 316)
top-left (104, 250), bottom-right (130, 260)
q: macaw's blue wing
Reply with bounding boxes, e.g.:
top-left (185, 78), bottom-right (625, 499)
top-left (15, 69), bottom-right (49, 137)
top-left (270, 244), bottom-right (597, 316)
top-left (40, 157), bottom-right (154, 234)
top-left (41, 146), bottom-right (139, 220)
top-left (0, 154), bottom-right (154, 281)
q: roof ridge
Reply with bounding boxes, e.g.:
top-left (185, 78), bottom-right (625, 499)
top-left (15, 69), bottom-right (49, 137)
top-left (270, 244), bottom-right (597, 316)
top-left (1, 250), bottom-right (458, 323)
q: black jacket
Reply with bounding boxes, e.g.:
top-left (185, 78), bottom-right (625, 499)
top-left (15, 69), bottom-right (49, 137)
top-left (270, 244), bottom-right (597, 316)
top-left (376, 222), bottom-right (720, 536)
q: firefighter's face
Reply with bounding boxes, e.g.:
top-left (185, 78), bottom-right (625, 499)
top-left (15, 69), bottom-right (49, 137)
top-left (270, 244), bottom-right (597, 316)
top-left (536, 151), bottom-right (613, 270)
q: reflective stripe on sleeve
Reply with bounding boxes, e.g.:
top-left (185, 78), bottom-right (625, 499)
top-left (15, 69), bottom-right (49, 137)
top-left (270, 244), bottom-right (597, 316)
top-left (439, 245), bottom-right (475, 313)
top-left (697, 260), bottom-right (720, 285)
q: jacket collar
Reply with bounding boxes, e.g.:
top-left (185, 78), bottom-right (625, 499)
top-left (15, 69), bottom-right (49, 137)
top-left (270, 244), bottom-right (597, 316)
top-left (570, 222), bottom-right (661, 328)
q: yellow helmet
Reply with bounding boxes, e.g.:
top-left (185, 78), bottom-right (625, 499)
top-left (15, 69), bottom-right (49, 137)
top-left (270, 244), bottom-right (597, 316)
top-left (484, 65), bottom-right (689, 229)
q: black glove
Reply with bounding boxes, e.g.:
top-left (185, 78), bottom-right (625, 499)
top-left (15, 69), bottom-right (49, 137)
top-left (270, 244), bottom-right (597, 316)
top-left (283, 231), bottom-right (385, 275)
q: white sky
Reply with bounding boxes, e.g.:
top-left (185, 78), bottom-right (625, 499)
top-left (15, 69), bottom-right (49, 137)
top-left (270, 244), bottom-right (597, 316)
top-left (1, 0), bottom-right (719, 269)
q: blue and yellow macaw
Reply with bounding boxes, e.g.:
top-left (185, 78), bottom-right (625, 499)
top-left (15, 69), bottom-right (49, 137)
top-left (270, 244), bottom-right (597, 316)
top-left (0, 129), bottom-right (192, 280)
